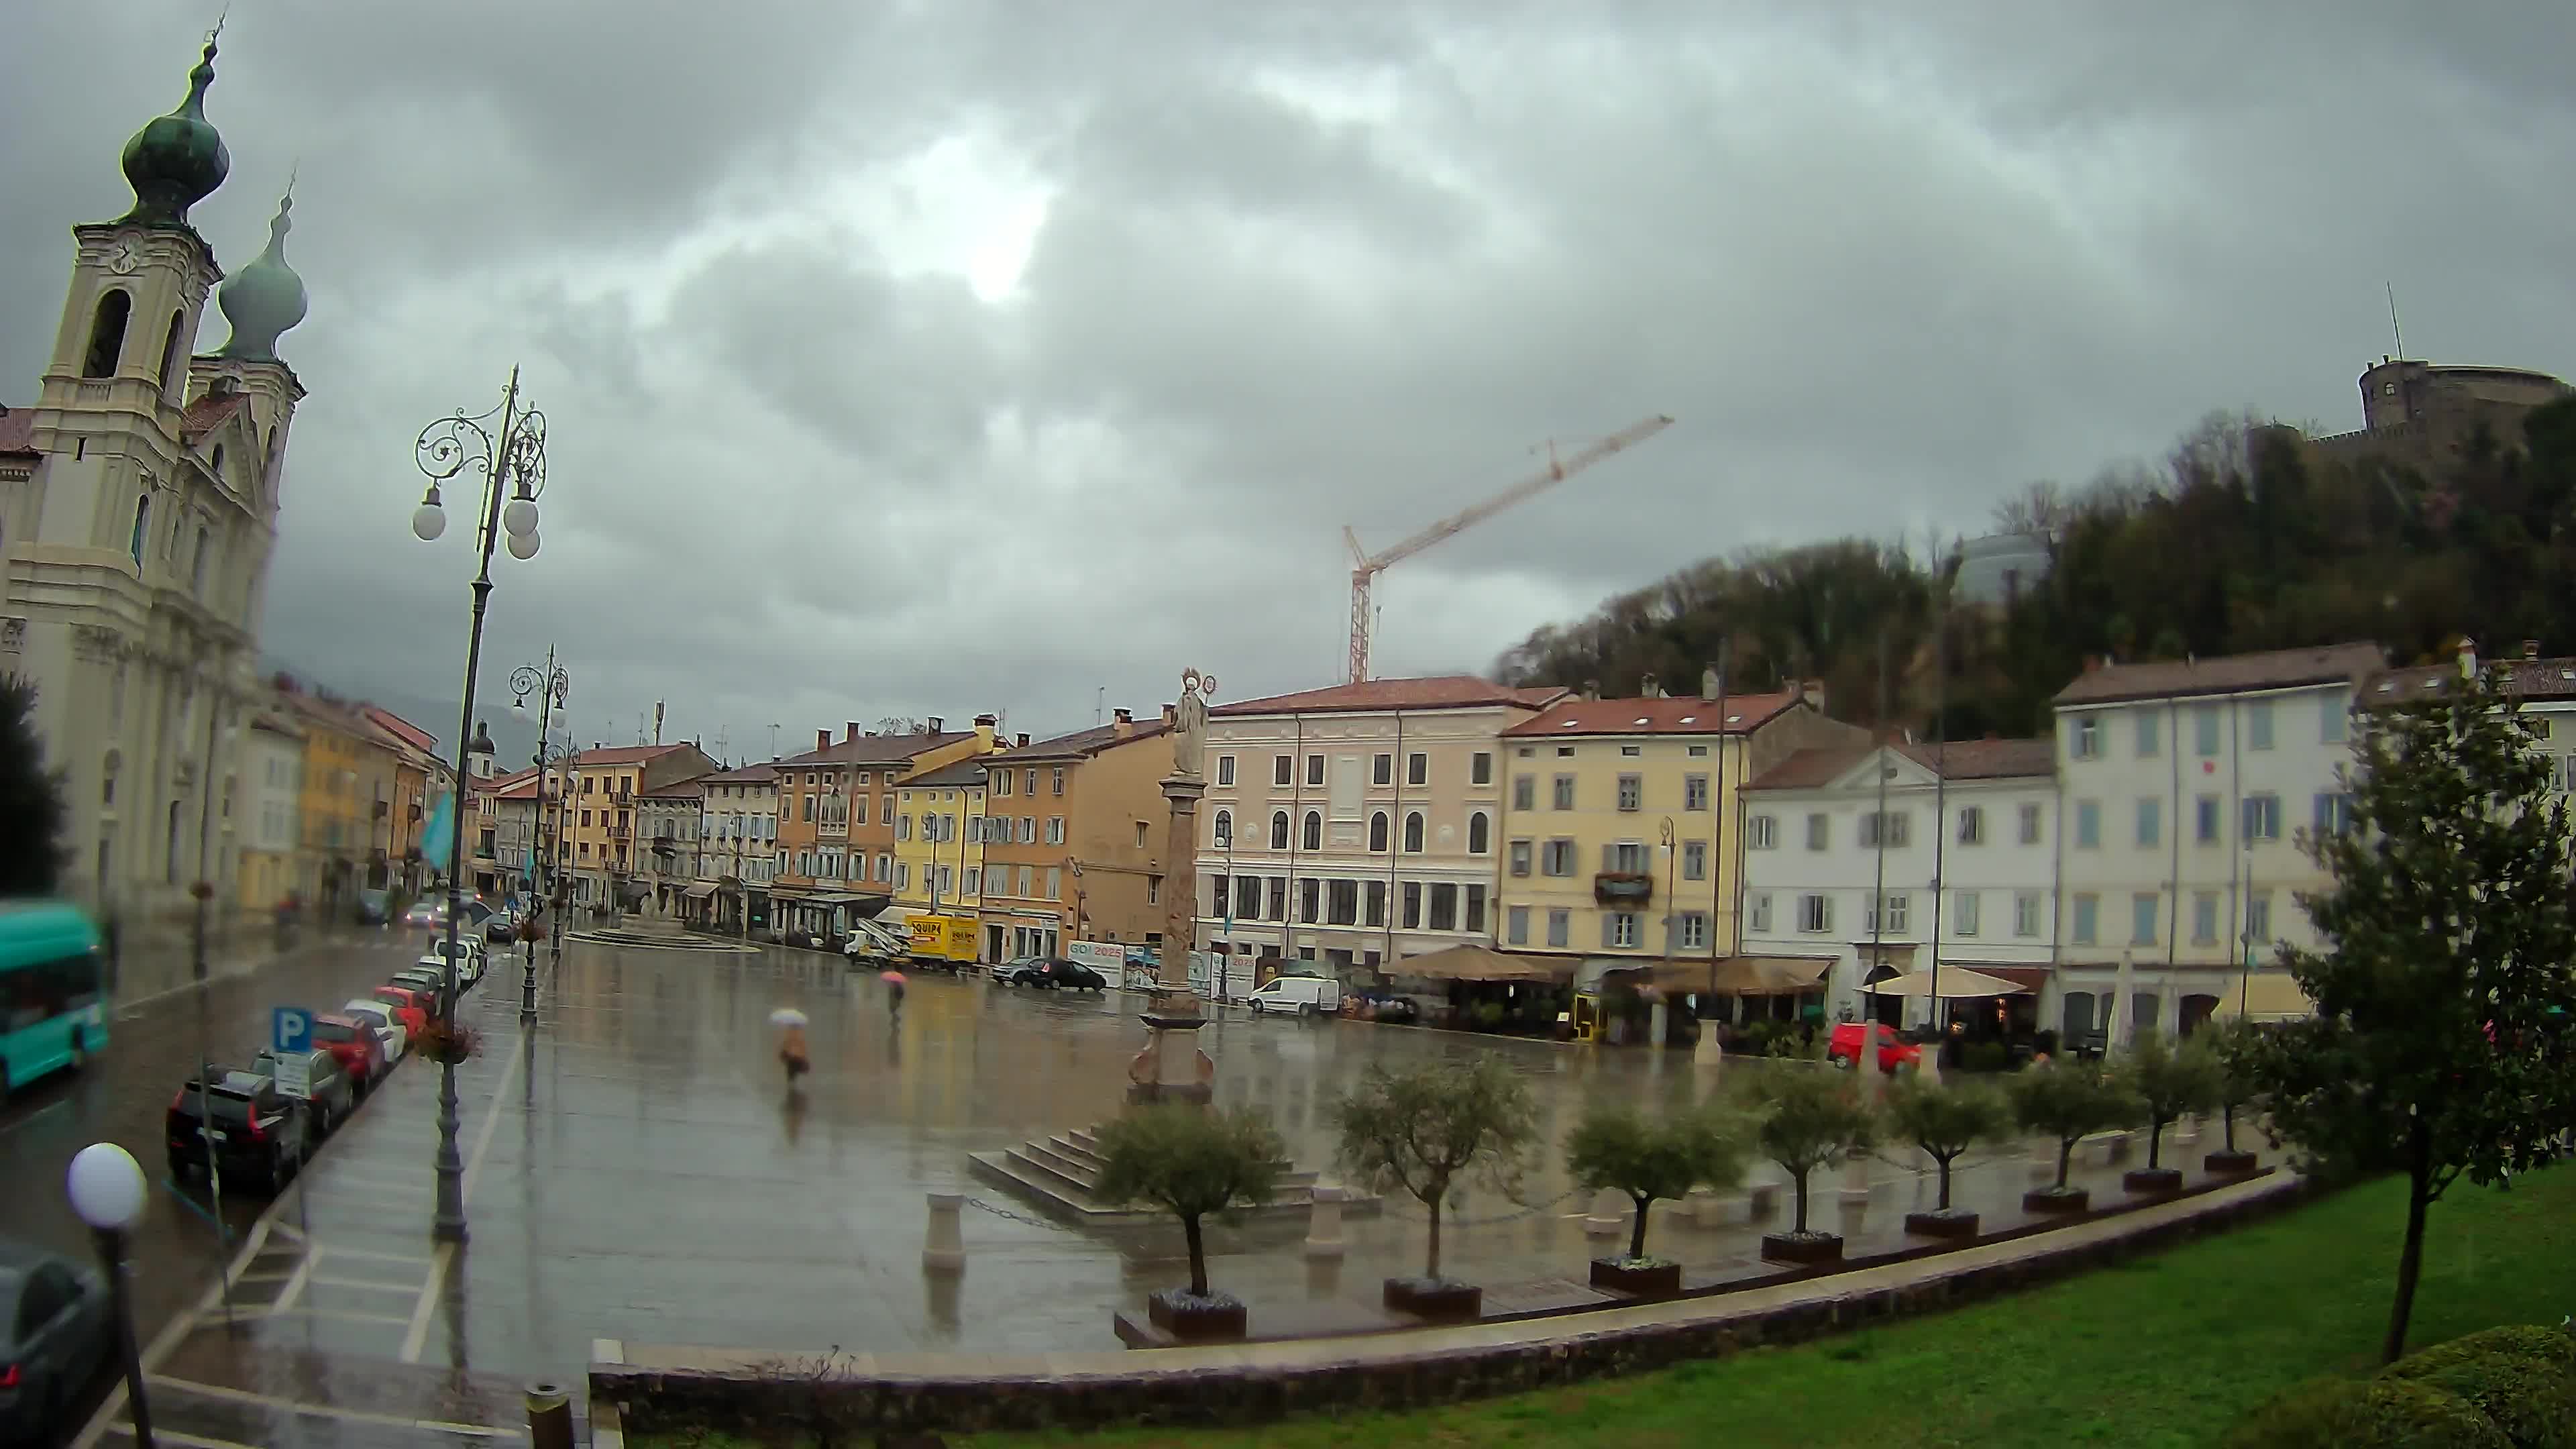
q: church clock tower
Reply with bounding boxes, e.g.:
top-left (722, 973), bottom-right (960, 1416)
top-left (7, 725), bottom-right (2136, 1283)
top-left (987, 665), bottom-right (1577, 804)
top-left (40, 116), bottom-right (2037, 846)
top-left (3, 29), bottom-right (312, 983)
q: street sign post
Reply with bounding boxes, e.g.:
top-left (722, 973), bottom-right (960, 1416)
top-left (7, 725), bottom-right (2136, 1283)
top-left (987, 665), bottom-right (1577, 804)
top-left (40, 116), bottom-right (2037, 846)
top-left (272, 1008), bottom-right (313, 1055)
top-left (274, 1053), bottom-right (311, 1098)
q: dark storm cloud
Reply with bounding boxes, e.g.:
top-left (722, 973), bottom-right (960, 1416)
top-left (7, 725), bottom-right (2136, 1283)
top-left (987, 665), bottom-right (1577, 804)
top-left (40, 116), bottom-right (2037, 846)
top-left (5, 1), bottom-right (2573, 755)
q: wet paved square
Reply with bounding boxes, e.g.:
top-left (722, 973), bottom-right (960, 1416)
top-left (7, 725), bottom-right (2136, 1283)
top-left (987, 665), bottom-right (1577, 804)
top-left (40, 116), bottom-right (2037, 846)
top-left (92, 938), bottom-right (2273, 1444)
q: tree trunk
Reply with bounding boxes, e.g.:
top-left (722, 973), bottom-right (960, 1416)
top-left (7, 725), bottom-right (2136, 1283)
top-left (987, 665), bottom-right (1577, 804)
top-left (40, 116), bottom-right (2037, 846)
top-left (1791, 1170), bottom-right (1811, 1234)
top-left (2222, 1102), bottom-right (2237, 1153)
top-left (2055, 1138), bottom-right (2075, 1190)
top-left (1935, 1154), bottom-right (1954, 1212)
top-left (2148, 1118), bottom-right (2165, 1170)
top-left (1182, 1212), bottom-right (1210, 1297)
top-left (2382, 1121), bottom-right (2434, 1365)
top-left (1425, 1197), bottom-right (1444, 1281)
top-left (1628, 1196), bottom-right (1652, 1260)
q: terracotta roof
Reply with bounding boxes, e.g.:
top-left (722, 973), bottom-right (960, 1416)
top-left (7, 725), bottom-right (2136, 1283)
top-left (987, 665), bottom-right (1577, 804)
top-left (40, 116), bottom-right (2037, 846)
top-left (2364, 655), bottom-right (2576, 705)
top-left (904, 758), bottom-right (989, 789)
top-left (179, 392), bottom-right (248, 442)
top-left (362, 705), bottom-right (439, 755)
top-left (566, 743), bottom-right (691, 767)
top-left (641, 777), bottom-right (709, 800)
top-left (248, 711), bottom-right (303, 739)
top-left (2053, 643), bottom-right (2386, 706)
top-left (696, 763), bottom-right (779, 785)
top-left (1500, 692), bottom-right (1802, 737)
top-left (488, 775), bottom-right (541, 802)
top-left (1212, 676), bottom-right (1568, 718)
top-left (1746, 736), bottom-right (2055, 792)
top-left (989, 718), bottom-right (1171, 762)
top-left (0, 405), bottom-right (35, 458)
top-left (773, 731), bottom-right (977, 767)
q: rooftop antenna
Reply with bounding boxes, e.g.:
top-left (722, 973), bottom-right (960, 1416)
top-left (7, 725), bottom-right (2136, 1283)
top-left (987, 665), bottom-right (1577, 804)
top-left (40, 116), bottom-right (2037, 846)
top-left (2386, 282), bottom-right (2406, 360)
top-left (1095, 687), bottom-right (1105, 727)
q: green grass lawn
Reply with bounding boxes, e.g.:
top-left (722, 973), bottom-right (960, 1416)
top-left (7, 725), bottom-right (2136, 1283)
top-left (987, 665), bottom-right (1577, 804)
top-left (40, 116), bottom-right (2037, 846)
top-left (638, 1164), bottom-right (2576, 1449)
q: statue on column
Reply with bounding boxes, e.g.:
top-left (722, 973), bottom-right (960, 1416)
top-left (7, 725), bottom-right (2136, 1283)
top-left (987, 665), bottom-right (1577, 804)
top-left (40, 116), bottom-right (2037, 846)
top-left (1172, 668), bottom-right (1216, 777)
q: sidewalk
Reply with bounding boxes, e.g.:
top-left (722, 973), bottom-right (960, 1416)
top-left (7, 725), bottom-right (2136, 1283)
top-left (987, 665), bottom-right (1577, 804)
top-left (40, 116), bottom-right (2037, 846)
top-left (111, 923), bottom-right (376, 1016)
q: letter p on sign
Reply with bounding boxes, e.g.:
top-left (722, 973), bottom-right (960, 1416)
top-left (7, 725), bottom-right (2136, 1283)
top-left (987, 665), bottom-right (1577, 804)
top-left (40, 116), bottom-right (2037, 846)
top-left (273, 1007), bottom-right (312, 1055)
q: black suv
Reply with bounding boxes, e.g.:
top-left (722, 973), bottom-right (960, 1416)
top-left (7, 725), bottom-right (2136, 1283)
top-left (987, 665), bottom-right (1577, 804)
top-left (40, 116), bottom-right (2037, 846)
top-left (166, 1071), bottom-right (303, 1192)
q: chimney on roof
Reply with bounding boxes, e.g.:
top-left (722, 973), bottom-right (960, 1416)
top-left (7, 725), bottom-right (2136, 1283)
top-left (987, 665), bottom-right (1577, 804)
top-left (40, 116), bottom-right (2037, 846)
top-left (1699, 666), bottom-right (1721, 701)
top-left (1796, 679), bottom-right (1828, 716)
top-left (925, 716), bottom-right (943, 734)
top-left (974, 712), bottom-right (997, 727)
top-left (1162, 703), bottom-right (1177, 727)
top-left (1582, 680), bottom-right (1601, 701)
top-left (845, 721), bottom-right (861, 743)
top-left (1112, 707), bottom-right (1134, 737)
top-left (2458, 637), bottom-right (2479, 682)
top-left (816, 729), bottom-right (830, 752)
top-left (1015, 732), bottom-right (1030, 748)
top-left (1639, 672), bottom-right (1660, 698)
top-left (2524, 639), bottom-right (2542, 661)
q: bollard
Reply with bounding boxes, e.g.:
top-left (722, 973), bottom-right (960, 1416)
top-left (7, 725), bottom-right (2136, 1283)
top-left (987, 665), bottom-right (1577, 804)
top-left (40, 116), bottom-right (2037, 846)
top-left (1835, 1150), bottom-right (1870, 1212)
top-left (1687, 1186), bottom-right (1733, 1228)
top-left (525, 1381), bottom-right (574, 1449)
top-left (2172, 1115), bottom-right (2202, 1153)
top-left (922, 1191), bottom-right (966, 1273)
top-left (1583, 1187), bottom-right (1625, 1238)
top-left (1301, 1184), bottom-right (1348, 1260)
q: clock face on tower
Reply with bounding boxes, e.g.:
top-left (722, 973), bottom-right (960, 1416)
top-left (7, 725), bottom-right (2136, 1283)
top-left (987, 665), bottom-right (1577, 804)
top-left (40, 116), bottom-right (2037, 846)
top-left (108, 237), bottom-right (143, 275)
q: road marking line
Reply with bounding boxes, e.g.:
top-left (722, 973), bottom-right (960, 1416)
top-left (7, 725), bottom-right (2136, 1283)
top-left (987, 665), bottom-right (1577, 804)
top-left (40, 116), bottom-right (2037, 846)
top-left (398, 1036), bottom-right (524, 1363)
top-left (309, 1244), bottom-right (431, 1265)
top-left (72, 1218), bottom-right (274, 1449)
top-left (311, 1274), bottom-right (419, 1293)
top-left (0, 1097), bottom-right (70, 1136)
top-left (396, 1240), bottom-right (454, 1363)
top-left (246, 1304), bottom-right (417, 1327)
top-left (146, 1376), bottom-right (521, 1438)
top-left (268, 1250), bottom-right (315, 1314)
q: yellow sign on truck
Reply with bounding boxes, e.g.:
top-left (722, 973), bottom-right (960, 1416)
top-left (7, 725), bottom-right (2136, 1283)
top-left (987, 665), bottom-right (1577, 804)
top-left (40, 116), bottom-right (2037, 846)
top-left (907, 914), bottom-right (977, 965)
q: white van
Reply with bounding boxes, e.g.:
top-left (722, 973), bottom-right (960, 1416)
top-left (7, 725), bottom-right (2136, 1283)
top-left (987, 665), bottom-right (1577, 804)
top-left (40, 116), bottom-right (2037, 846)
top-left (1248, 973), bottom-right (1342, 1017)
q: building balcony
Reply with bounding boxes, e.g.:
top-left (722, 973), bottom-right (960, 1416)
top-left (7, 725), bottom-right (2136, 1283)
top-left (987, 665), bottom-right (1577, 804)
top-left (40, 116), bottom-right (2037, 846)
top-left (1593, 871), bottom-right (1654, 906)
top-left (607, 825), bottom-right (632, 841)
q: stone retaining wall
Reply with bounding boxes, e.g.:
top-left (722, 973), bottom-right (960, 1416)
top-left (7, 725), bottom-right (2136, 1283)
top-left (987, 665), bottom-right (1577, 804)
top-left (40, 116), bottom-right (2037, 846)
top-left (595, 1173), bottom-right (2312, 1440)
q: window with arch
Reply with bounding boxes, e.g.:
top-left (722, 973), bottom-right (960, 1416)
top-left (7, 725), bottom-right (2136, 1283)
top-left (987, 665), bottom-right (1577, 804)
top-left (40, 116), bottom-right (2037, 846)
top-left (1368, 811), bottom-right (1389, 852)
top-left (211, 443), bottom-right (225, 482)
top-left (1403, 811), bottom-right (1426, 853)
top-left (155, 310), bottom-right (186, 394)
top-left (84, 290), bottom-right (131, 378)
top-left (128, 494), bottom-right (150, 568)
top-left (1269, 810), bottom-right (1290, 850)
top-left (191, 525), bottom-right (211, 596)
top-left (1212, 808), bottom-right (1232, 848)
top-left (1468, 810), bottom-right (1491, 855)
top-left (1301, 810), bottom-right (1322, 851)
top-left (101, 751), bottom-right (121, 808)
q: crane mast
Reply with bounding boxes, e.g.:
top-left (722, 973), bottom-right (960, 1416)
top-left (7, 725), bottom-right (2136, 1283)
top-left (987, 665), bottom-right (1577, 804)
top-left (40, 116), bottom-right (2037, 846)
top-left (1345, 414), bottom-right (1672, 682)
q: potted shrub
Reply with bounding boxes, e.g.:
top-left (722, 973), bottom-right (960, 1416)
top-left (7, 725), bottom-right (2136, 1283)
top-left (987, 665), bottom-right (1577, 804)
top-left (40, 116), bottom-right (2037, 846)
top-left (1753, 1063), bottom-right (1877, 1264)
top-left (1332, 1057), bottom-right (1538, 1320)
top-left (1090, 1104), bottom-right (1285, 1342)
top-left (2009, 1061), bottom-right (2143, 1214)
top-left (1565, 1102), bottom-right (1746, 1297)
top-left (413, 1017), bottom-right (483, 1065)
top-left (2199, 1016), bottom-right (2267, 1175)
top-left (1881, 1074), bottom-right (2012, 1238)
top-left (2123, 1032), bottom-right (2223, 1195)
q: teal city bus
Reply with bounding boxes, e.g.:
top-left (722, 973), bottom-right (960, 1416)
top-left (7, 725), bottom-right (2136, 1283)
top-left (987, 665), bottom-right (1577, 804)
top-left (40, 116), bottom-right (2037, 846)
top-left (0, 900), bottom-right (107, 1098)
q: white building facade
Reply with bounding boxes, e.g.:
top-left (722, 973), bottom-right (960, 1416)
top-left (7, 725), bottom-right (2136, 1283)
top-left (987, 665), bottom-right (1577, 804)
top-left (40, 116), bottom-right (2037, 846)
top-left (1193, 676), bottom-right (1565, 974)
top-left (2048, 643), bottom-right (2383, 1042)
top-left (1737, 738), bottom-right (2061, 1028)
top-left (694, 763), bottom-right (780, 932)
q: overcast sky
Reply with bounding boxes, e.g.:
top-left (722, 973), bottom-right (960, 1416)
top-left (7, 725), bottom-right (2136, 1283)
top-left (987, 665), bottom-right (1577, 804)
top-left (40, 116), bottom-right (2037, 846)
top-left (9, 2), bottom-right (2573, 759)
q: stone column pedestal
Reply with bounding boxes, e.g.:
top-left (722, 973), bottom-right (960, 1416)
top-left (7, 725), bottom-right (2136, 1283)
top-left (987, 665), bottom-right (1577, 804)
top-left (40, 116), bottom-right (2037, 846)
top-left (1582, 1188), bottom-right (1626, 1237)
top-left (1128, 767), bottom-right (1214, 1106)
top-left (922, 1192), bottom-right (965, 1273)
top-left (1302, 1185), bottom-right (1348, 1260)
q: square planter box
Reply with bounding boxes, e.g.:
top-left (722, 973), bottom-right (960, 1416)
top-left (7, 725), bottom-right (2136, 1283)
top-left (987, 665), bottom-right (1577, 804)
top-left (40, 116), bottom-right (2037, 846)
top-left (1382, 1276), bottom-right (1483, 1321)
top-left (2023, 1187), bottom-right (2090, 1216)
top-left (1759, 1231), bottom-right (1844, 1265)
top-left (2123, 1167), bottom-right (2184, 1196)
top-left (2204, 1149), bottom-right (2260, 1176)
top-left (1146, 1289), bottom-right (1247, 1342)
top-left (1589, 1256), bottom-right (1683, 1297)
top-left (1903, 1208), bottom-right (1981, 1240)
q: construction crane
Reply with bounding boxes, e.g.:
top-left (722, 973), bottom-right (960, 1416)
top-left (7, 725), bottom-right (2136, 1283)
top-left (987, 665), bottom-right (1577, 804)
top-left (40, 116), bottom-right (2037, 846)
top-left (1344, 414), bottom-right (1674, 683)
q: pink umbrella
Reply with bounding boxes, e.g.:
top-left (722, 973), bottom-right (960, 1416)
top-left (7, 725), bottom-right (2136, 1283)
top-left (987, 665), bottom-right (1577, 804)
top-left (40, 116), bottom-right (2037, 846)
top-left (880, 970), bottom-right (908, 987)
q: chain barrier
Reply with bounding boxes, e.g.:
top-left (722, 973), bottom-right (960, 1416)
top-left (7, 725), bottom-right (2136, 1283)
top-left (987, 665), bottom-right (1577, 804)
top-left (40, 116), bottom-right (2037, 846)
top-left (963, 1195), bottom-right (1075, 1233)
top-left (1379, 1185), bottom-right (1583, 1229)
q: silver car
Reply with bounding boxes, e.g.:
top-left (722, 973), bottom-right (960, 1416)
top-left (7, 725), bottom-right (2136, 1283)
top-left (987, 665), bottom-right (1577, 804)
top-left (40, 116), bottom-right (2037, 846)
top-left (0, 1238), bottom-right (112, 1442)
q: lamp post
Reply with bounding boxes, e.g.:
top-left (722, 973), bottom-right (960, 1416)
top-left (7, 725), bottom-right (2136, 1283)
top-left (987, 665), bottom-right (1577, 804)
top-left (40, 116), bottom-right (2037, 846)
top-left (511, 651), bottom-right (570, 1022)
top-left (411, 367), bottom-right (549, 1244)
top-left (67, 1143), bottom-right (154, 1449)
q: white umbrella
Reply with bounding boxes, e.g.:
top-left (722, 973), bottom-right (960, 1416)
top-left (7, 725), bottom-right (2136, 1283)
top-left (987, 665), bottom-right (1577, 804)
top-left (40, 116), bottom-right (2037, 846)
top-left (767, 1008), bottom-right (808, 1028)
top-left (2106, 949), bottom-right (2136, 1054)
top-left (1864, 965), bottom-right (2031, 999)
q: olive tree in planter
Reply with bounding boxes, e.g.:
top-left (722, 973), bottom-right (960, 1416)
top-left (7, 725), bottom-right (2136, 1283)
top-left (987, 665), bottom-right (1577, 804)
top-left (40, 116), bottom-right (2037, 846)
top-left (2123, 1032), bottom-right (2224, 1195)
top-left (1090, 1104), bottom-right (1285, 1342)
top-left (1564, 1101), bottom-right (1746, 1297)
top-left (2199, 1016), bottom-right (2267, 1175)
top-left (1331, 1055), bottom-right (1538, 1321)
top-left (1753, 1064), bottom-right (1878, 1265)
top-left (1881, 1074), bottom-right (2012, 1239)
top-left (2009, 1061), bottom-right (2145, 1215)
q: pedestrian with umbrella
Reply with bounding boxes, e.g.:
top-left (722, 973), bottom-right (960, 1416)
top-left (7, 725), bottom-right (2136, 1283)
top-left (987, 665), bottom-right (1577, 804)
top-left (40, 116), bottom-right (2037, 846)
top-left (770, 1008), bottom-right (810, 1090)
top-left (880, 969), bottom-right (908, 1025)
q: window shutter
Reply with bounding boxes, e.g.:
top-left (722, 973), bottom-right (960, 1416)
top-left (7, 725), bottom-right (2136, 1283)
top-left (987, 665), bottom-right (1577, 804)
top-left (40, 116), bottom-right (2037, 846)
top-left (2311, 793), bottom-right (2330, 836)
top-left (1600, 842), bottom-right (1615, 872)
top-left (1600, 913), bottom-right (1616, 949)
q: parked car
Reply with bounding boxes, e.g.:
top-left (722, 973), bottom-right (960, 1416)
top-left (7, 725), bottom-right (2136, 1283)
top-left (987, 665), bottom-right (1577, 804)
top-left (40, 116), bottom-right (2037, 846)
top-left (0, 1238), bottom-right (113, 1444)
top-left (1249, 973), bottom-right (1343, 1017)
top-left (417, 945), bottom-right (482, 988)
top-left (250, 1046), bottom-right (356, 1145)
top-left (166, 1073), bottom-right (303, 1191)
top-left (349, 995), bottom-right (417, 1055)
top-left (989, 957), bottom-right (1047, 986)
top-left (485, 909), bottom-right (527, 945)
top-left (1030, 957), bottom-right (1108, 991)
top-left (311, 1012), bottom-right (391, 1094)
top-left (354, 888), bottom-right (392, 926)
top-left (403, 900), bottom-right (442, 930)
top-left (1826, 1021), bottom-right (1922, 1073)
top-left (373, 985), bottom-right (438, 1034)
top-left (1358, 992), bottom-right (1420, 1026)
top-left (387, 970), bottom-right (451, 1012)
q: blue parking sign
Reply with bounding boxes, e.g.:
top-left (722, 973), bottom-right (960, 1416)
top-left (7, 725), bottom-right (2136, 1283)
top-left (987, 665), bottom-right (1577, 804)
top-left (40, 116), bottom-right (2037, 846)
top-left (272, 1007), bottom-right (313, 1055)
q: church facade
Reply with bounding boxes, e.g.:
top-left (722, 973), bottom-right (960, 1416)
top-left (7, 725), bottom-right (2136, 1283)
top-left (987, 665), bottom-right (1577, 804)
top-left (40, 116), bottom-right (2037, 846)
top-left (0, 31), bottom-right (310, 944)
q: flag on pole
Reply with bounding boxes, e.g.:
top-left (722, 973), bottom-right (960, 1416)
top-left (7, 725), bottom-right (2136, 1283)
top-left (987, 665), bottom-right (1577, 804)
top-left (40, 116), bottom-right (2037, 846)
top-left (421, 790), bottom-right (456, 874)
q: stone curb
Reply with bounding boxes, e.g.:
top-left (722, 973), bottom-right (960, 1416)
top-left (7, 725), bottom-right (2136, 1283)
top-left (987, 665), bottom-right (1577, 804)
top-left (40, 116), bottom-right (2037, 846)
top-left (593, 1171), bottom-right (2310, 1439)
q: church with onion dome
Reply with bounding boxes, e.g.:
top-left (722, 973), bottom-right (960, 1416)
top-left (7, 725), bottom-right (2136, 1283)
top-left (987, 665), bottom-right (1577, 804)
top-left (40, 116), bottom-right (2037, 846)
top-left (0, 27), bottom-right (313, 932)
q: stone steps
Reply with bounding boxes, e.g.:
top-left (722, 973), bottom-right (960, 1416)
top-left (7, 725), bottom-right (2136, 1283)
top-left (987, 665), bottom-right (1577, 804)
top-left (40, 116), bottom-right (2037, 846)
top-left (969, 1121), bottom-right (1366, 1224)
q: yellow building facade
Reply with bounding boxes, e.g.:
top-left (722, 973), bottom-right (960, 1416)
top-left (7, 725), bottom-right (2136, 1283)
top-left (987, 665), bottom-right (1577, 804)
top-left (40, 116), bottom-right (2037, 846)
top-left (892, 757), bottom-right (989, 920)
top-left (1493, 688), bottom-right (1862, 969)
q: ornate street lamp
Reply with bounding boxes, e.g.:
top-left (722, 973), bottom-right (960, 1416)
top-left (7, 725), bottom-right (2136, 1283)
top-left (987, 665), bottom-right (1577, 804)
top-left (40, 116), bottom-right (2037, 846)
top-left (67, 1143), bottom-right (154, 1448)
top-left (511, 650), bottom-right (570, 1022)
top-left (411, 368), bottom-right (547, 1244)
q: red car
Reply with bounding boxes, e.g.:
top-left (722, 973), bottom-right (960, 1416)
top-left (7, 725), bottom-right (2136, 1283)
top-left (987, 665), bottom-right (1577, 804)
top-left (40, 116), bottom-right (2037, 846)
top-left (371, 985), bottom-right (434, 1034)
top-left (308, 1014), bottom-right (390, 1097)
top-left (1827, 1022), bottom-right (1922, 1073)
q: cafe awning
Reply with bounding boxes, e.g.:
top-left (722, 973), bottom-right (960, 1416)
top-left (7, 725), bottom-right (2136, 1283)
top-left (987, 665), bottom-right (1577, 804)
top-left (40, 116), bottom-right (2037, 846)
top-left (1866, 965), bottom-right (2031, 999)
top-left (1615, 955), bottom-right (1833, 996)
top-left (2216, 971), bottom-right (2316, 1022)
top-left (683, 883), bottom-right (718, 899)
top-left (1390, 945), bottom-right (1576, 984)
